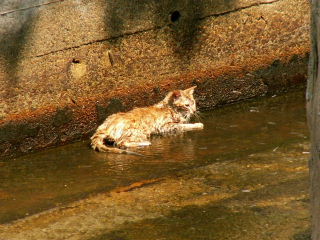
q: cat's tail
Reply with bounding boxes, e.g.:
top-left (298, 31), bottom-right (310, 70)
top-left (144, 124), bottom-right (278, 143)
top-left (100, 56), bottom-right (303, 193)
top-left (90, 133), bottom-right (143, 156)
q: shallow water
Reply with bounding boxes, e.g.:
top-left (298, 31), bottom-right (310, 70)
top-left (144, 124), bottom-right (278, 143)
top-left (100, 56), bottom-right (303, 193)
top-left (0, 90), bottom-right (308, 223)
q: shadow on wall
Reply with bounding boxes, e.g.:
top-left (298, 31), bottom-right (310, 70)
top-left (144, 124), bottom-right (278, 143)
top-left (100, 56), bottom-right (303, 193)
top-left (0, 4), bottom-right (35, 99)
top-left (155, 0), bottom-right (206, 67)
top-left (104, 0), bottom-right (237, 68)
top-left (0, 0), bottom-right (241, 100)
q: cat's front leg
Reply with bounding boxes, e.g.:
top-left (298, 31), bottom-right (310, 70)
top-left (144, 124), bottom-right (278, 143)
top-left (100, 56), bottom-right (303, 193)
top-left (180, 123), bottom-right (204, 131)
top-left (164, 123), bottom-right (203, 132)
top-left (163, 122), bottom-right (204, 133)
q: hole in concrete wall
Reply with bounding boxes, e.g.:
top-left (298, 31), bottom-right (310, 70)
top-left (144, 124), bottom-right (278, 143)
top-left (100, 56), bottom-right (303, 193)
top-left (72, 58), bottom-right (80, 64)
top-left (170, 11), bottom-right (181, 22)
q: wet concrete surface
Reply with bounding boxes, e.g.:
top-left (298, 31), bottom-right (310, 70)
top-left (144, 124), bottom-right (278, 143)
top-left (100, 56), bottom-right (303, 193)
top-left (0, 89), bottom-right (310, 239)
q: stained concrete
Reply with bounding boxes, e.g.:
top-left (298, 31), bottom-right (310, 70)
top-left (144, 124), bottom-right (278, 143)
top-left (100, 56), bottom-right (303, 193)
top-left (0, 0), bottom-right (310, 158)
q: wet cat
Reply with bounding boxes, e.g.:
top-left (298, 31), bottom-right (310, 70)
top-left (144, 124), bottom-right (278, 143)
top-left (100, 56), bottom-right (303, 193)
top-left (91, 86), bottom-right (203, 154)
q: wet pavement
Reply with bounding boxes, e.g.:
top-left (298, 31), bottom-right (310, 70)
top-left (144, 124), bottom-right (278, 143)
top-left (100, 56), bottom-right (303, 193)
top-left (0, 90), bottom-right (310, 239)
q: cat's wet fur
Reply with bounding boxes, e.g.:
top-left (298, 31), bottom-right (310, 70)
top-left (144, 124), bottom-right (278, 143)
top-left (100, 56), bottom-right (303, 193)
top-left (91, 86), bottom-right (203, 154)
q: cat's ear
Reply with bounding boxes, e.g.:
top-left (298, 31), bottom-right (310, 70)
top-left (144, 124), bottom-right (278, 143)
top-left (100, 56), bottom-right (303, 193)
top-left (160, 91), bottom-right (180, 105)
top-left (172, 90), bottom-right (182, 99)
top-left (184, 86), bottom-right (197, 95)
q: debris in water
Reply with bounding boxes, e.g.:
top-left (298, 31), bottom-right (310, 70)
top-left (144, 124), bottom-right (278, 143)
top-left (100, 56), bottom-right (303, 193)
top-left (113, 178), bottom-right (164, 193)
top-left (242, 189), bottom-right (251, 193)
top-left (273, 146), bottom-right (279, 152)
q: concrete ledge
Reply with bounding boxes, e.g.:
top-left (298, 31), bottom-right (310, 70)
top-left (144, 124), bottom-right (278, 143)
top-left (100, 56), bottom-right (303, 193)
top-left (0, 0), bottom-right (310, 159)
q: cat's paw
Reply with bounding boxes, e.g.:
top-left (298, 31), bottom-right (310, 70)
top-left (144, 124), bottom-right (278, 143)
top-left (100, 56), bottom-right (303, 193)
top-left (194, 123), bottom-right (204, 129)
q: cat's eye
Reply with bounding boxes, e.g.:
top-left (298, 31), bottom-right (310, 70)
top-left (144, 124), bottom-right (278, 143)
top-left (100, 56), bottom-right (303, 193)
top-left (185, 104), bottom-right (190, 107)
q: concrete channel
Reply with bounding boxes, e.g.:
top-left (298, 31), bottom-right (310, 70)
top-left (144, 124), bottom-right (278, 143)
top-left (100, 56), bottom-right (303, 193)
top-left (0, 0), bottom-right (310, 158)
top-left (0, 0), bottom-right (311, 239)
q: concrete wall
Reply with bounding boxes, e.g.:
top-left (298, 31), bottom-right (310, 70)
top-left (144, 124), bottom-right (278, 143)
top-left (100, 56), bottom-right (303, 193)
top-left (0, 0), bottom-right (310, 158)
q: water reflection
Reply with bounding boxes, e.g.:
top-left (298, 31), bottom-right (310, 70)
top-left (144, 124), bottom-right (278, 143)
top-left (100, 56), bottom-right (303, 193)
top-left (0, 90), bottom-right (308, 223)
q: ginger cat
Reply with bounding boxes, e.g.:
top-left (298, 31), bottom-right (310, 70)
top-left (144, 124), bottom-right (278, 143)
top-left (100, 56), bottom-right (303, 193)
top-left (91, 86), bottom-right (203, 154)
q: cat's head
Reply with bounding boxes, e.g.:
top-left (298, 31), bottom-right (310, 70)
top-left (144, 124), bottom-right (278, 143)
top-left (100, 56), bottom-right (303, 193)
top-left (167, 86), bottom-right (197, 120)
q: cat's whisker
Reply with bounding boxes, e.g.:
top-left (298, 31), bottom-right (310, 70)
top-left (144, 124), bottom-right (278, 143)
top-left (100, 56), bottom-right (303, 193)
top-left (193, 111), bottom-right (203, 121)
